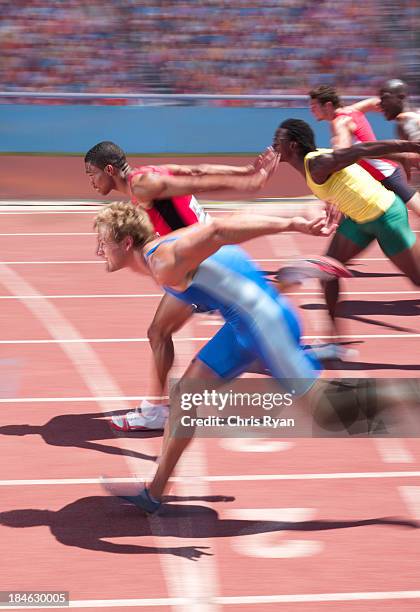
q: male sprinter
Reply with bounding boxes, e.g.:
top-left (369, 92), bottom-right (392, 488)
top-left (356, 79), bottom-right (420, 143)
top-left (94, 201), bottom-right (335, 512)
top-left (273, 119), bottom-right (420, 326)
top-left (85, 142), bottom-right (277, 430)
top-left (309, 85), bottom-right (420, 214)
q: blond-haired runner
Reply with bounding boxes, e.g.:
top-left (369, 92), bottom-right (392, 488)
top-left (95, 201), bottom-right (336, 512)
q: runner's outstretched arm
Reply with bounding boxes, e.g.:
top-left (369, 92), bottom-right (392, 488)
top-left (350, 97), bottom-right (381, 113)
top-left (310, 140), bottom-right (420, 183)
top-left (163, 147), bottom-right (276, 176)
top-left (149, 214), bottom-right (335, 286)
top-left (130, 150), bottom-right (279, 201)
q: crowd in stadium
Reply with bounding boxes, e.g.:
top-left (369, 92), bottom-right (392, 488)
top-left (0, 0), bottom-right (418, 103)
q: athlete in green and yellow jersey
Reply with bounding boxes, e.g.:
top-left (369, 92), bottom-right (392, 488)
top-left (273, 118), bottom-right (420, 324)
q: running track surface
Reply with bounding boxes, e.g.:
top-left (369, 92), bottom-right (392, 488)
top-left (0, 200), bottom-right (420, 611)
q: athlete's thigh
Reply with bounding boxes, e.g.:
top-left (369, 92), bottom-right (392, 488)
top-left (242, 295), bottom-right (320, 395)
top-left (381, 167), bottom-right (416, 204)
top-left (168, 350), bottom-right (230, 430)
top-left (388, 239), bottom-right (420, 283)
top-left (196, 323), bottom-right (256, 379)
top-left (150, 293), bottom-right (194, 335)
top-left (180, 356), bottom-right (225, 382)
top-left (377, 203), bottom-right (416, 256)
top-left (326, 223), bottom-right (372, 263)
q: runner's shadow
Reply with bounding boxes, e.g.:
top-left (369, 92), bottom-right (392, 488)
top-left (302, 300), bottom-right (420, 333)
top-left (303, 299), bottom-right (420, 318)
top-left (324, 360), bottom-right (420, 371)
top-left (0, 496), bottom-right (416, 559)
top-left (348, 269), bottom-right (405, 279)
top-left (0, 411), bottom-right (161, 463)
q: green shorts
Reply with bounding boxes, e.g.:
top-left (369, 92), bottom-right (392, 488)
top-left (337, 196), bottom-right (416, 257)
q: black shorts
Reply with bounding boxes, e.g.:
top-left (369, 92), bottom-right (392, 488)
top-left (381, 166), bottom-right (416, 203)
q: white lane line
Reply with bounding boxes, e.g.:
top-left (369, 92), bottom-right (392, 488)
top-left (0, 201), bottom-right (313, 215)
top-left (219, 438), bottom-right (293, 453)
top-left (183, 471), bottom-right (420, 482)
top-left (157, 445), bottom-right (221, 612)
top-left (0, 210), bottom-right (100, 214)
top-left (1, 471), bottom-right (420, 486)
top-left (2, 290), bottom-right (419, 299)
top-left (0, 258), bottom-right (393, 264)
top-left (0, 337), bottom-right (158, 344)
top-left (0, 261), bottom-right (103, 264)
top-left (0, 395), bottom-right (167, 403)
top-left (1, 590), bottom-right (420, 608)
top-left (255, 258), bottom-right (392, 262)
top-left (1, 333), bottom-right (420, 345)
top-left (2, 590), bottom-right (420, 608)
top-left (0, 232), bottom-right (95, 236)
top-left (151, 317), bottom-right (221, 611)
top-left (0, 294), bottom-right (162, 299)
top-left (375, 439), bottom-right (414, 464)
top-left (0, 199), bottom-right (310, 207)
top-left (0, 204), bottom-right (99, 212)
top-left (292, 333), bottom-right (419, 339)
top-left (0, 264), bottom-right (198, 607)
top-left (287, 291), bottom-right (420, 296)
top-left (217, 591), bottom-right (420, 605)
top-left (280, 291), bottom-right (420, 296)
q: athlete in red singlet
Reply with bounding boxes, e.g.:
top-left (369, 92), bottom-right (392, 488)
top-left (333, 106), bottom-right (399, 181)
top-left (126, 165), bottom-right (208, 234)
top-left (84, 141), bottom-right (276, 431)
top-left (309, 85), bottom-right (420, 214)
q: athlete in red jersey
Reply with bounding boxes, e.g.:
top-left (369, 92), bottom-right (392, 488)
top-left (127, 165), bottom-right (209, 234)
top-left (309, 85), bottom-right (420, 215)
top-left (333, 107), bottom-right (399, 181)
top-left (85, 141), bottom-right (277, 431)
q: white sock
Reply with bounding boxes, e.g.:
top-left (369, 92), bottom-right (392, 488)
top-left (141, 398), bottom-right (168, 408)
top-left (140, 399), bottom-right (169, 420)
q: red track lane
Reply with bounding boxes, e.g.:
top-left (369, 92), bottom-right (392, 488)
top-left (0, 402), bottom-right (161, 481)
top-left (1, 207), bottom-right (420, 610)
top-left (1, 485), bottom-right (171, 600)
top-left (0, 212), bottom-right (97, 234)
top-left (3, 411), bottom-right (420, 479)
top-left (0, 264), bottom-right (159, 296)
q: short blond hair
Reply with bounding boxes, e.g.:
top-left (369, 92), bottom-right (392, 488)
top-left (94, 201), bottom-right (154, 248)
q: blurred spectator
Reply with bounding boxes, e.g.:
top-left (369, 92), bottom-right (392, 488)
top-left (0, 0), bottom-right (418, 105)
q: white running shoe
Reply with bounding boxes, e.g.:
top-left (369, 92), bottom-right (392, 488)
top-left (110, 400), bottom-right (169, 432)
